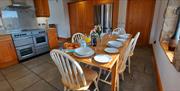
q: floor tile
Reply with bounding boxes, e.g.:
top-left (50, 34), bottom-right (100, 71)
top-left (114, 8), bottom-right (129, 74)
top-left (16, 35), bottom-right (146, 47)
top-left (0, 80), bottom-right (13, 91)
top-left (39, 67), bottom-right (60, 82)
top-left (23, 58), bottom-right (48, 69)
top-left (1, 65), bottom-right (31, 82)
top-left (49, 78), bottom-right (64, 91)
top-left (23, 80), bottom-right (58, 91)
top-left (1, 64), bottom-right (25, 74)
top-left (0, 72), bottom-right (5, 81)
top-left (30, 62), bottom-right (55, 74)
top-left (11, 73), bottom-right (40, 91)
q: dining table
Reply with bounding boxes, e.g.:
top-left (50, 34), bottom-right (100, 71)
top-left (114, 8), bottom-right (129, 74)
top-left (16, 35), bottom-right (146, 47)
top-left (69, 34), bottom-right (132, 91)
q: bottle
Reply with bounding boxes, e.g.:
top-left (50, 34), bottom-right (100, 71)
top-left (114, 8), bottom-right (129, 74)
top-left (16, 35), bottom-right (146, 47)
top-left (91, 31), bottom-right (97, 46)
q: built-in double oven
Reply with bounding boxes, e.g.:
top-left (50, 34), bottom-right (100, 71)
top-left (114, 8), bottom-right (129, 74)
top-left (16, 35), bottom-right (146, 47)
top-left (32, 30), bottom-right (49, 55)
top-left (12, 29), bottom-right (49, 61)
top-left (12, 31), bottom-right (35, 60)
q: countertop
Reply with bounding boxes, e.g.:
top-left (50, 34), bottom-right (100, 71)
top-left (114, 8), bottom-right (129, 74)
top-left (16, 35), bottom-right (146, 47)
top-left (0, 31), bottom-right (11, 36)
top-left (0, 28), bottom-right (48, 36)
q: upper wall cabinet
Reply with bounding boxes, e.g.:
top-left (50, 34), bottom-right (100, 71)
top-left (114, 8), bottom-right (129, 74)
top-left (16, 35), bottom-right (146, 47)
top-left (33, 0), bottom-right (50, 17)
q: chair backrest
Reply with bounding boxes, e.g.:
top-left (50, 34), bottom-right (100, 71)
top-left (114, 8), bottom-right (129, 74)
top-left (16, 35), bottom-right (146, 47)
top-left (72, 33), bottom-right (84, 43)
top-left (131, 32), bottom-right (140, 54)
top-left (112, 27), bottom-right (126, 35)
top-left (123, 38), bottom-right (135, 64)
top-left (50, 49), bottom-right (87, 89)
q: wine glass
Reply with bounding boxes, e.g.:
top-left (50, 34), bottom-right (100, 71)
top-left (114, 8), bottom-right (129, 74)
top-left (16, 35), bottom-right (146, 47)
top-left (108, 30), bottom-right (112, 39)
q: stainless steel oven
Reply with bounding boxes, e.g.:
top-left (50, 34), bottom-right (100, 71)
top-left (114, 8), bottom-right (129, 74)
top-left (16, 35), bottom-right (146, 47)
top-left (32, 29), bottom-right (49, 55)
top-left (12, 29), bottom-right (49, 61)
top-left (32, 30), bottom-right (48, 47)
top-left (16, 44), bottom-right (35, 60)
top-left (12, 31), bottom-right (36, 60)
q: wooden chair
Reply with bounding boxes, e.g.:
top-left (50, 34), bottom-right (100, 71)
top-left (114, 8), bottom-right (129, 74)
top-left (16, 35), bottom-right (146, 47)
top-left (128, 32), bottom-right (140, 73)
top-left (99, 38), bottom-right (135, 89)
top-left (72, 33), bottom-right (84, 43)
top-left (50, 49), bottom-right (99, 91)
top-left (117, 38), bottom-right (135, 91)
top-left (112, 27), bottom-right (126, 35)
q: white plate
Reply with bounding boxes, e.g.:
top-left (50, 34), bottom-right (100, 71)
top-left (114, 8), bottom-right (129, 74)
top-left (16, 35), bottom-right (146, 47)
top-left (116, 38), bottom-right (126, 42)
top-left (104, 47), bottom-right (119, 54)
top-left (73, 52), bottom-right (94, 58)
top-left (94, 54), bottom-right (112, 63)
top-left (118, 34), bottom-right (130, 39)
top-left (107, 41), bottom-right (123, 48)
top-left (75, 47), bottom-right (94, 56)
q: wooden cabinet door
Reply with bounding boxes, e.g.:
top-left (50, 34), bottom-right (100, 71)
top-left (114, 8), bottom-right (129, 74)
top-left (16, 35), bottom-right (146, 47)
top-left (0, 35), bottom-right (18, 68)
top-left (126, 0), bottom-right (155, 46)
top-left (68, 1), bottom-right (94, 35)
top-left (34, 0), bottom-right (50, 17)
top-left (68, 3), bottom-right (78, 35)
top-left (47, 28), bottom-right (59, 50)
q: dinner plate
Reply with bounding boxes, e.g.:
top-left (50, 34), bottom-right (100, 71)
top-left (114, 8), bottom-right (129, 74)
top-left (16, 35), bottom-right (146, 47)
top-left (107, 41), bottom-right (123, 48)
top-left (94, 54), bottom-right (112, 63)
top-left (104, 47), bottom-right (119, 54)
top-left (75, 47), bottom-right (94, 56)
top-left (73, 52), bottom-right (94, 58)
top-left (118, 34), bottom-right (130, 39)
top-left (116, 38), bottom-right (126, 42)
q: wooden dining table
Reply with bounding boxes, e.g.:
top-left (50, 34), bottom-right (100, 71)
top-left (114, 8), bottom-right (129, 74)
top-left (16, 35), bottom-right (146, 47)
top-left (69, 34), bottom-right (132, 91)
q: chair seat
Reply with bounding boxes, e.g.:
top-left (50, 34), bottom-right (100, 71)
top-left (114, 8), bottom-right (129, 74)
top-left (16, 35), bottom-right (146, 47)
top-left (62, 67), bottom-right (98, 90)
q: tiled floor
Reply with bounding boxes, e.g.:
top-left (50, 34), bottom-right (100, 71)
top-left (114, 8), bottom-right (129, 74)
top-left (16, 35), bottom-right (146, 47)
top-left (0, 47), bottom-right (157, 91)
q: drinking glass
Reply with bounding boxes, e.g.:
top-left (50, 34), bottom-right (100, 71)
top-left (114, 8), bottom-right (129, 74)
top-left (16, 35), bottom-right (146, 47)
top-left (85, 36), bottom-right (91, 44)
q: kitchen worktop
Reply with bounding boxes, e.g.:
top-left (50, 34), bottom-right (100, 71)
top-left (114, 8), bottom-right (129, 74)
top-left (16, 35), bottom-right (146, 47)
top-left (0, 31), bottom-right (11, 36)
top-left (0, 28), bottom-right (48, 36)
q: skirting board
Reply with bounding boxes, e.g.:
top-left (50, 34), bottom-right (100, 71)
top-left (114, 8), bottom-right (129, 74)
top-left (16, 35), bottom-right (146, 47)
top-left (152, 46), bottom-right (164, 91)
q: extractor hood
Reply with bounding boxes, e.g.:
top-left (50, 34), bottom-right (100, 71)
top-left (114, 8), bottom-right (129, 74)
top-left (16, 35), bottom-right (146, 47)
top-left (8, 0), bottom-right (31, 9)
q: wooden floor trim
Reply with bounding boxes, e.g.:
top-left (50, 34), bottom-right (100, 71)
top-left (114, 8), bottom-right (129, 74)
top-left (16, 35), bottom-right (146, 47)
top-left (152, 46), bottom-right (164, 91)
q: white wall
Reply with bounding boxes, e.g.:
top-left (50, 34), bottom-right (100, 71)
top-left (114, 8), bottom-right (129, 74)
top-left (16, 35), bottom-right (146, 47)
top-left (48, 0), bottom-right (71, 38)
top-left (0, 0), bottom-right (11, 8)
top-left (151, 0), bottom-right (180, 91)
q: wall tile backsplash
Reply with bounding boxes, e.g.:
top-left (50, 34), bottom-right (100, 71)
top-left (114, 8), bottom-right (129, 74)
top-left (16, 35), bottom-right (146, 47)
top-left (1, 8), bottom-right (38, 31)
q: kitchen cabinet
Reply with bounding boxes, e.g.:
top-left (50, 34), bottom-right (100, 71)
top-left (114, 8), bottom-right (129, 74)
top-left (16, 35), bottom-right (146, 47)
top-left (126, 0), bottom-right (155, 46)
top-left (68, 1), bottom-right (94, 35)
top-left (0, 35), bottom-right (18, 68)
top-left (33, 0), bottom-right (50, 17)
top-left (68, 0), bottom-right (119, 35)
top-left (47, 28), bottom-right (59, 50)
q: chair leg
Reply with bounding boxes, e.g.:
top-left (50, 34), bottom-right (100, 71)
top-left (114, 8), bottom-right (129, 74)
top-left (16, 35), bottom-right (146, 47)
top-left (121, 72), bottom-right (124, 80)
top-left (94, 80), bottom-right (99, 91)
top-left (98, 68), bottom-right (102, 81)
top-left (117, 75), bottom-right (120, 91)
top-left (104, 72), bottom-right (111, 81)
top-left (128, 56), bottom-right (131, 74)
top-left (64, 87), bottom-right (67, 91)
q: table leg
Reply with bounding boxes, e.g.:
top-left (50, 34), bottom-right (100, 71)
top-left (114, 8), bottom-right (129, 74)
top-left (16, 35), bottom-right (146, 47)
top-left (111, 61), bottom-right (118, 91)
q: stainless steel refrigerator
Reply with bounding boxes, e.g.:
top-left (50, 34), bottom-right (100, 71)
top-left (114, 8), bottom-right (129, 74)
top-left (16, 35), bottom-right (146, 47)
top-left (94, 4), bottom-right (113, 33)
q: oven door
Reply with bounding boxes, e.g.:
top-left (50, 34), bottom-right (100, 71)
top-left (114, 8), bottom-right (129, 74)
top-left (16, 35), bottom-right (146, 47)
top-left (16, 44), bottom-right (35, 60)
top-left (33, 34), bottom-right (48, 47)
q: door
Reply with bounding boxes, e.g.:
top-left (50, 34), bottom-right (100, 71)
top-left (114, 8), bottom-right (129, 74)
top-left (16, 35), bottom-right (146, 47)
top-left (126, 0), bottom-right (155, 46)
